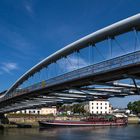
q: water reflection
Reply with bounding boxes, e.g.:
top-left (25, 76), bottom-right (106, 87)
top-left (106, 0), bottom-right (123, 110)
top-left (0, 125), bottom-right (140, 140)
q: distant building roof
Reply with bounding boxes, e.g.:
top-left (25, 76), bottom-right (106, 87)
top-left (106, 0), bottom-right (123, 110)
top-left (92, 99), bottom-right (108, 101)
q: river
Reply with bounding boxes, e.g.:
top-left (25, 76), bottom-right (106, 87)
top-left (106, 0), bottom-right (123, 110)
top-left (0, 125), bottom-right (140, 140)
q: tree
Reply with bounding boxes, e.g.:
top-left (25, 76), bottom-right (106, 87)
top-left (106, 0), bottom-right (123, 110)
top-left (56, 103), bottom-right (86, 115)
top-left (72, 104), bottom-right (86, 114)
top-left (127, 100), bottom-right (140, 114)
top-left (127, 102), bottom-right (133, 110)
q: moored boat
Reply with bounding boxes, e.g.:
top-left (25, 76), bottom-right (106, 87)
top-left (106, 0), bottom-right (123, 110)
top-left (39, 116), bottom-right (127, 128)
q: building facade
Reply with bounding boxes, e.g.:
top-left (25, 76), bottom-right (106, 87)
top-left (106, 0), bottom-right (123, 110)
top-left (84, 99), bottom-right (112, 114)
top-left (16, 107), bottom-right (57, 115)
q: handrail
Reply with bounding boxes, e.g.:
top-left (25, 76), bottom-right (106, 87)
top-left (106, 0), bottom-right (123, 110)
top-left (1, 50), bottom-right (140, 102)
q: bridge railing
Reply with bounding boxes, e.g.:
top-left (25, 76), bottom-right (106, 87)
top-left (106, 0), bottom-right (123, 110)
top-left (1, 50), bottom-right (140, 102)
top-left (45, 50), bottom-right (140, 86)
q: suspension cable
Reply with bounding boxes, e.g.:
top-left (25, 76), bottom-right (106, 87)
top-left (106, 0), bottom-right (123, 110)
top-left (108, 37), bottom-right (112, 58)
top-left (93, 44), bottom-right (105, 60)
top-left (65, 56), bottom-right (73, 67)
top-left (54, 61), bottom-right (57, 76)
top-left (114, 37), bottom-right (126, 54)
top-left (45, 67), bottom-right (48, 80)
top-left (92, 45), bottom-right (94, 64)
top-left (77, 50), bottom-right (80, 69)
top-left (88, 45), bottom-right (91, 64)
top-left (133, 28), bottom-right (140, 51)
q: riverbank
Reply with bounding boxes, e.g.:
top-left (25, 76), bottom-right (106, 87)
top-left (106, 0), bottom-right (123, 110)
top-left (0, 114), bottom-right (82, 128)
top-left (128, 116), bottom-right (140, 124)
top-left (0, 114), bottom-right (139, 129)
top-left (7, 114), bottom-right (55, 127)
top-left (0, 124), bottom-right (17, 129)
top-left (2, 114), bottom-right (82, 128)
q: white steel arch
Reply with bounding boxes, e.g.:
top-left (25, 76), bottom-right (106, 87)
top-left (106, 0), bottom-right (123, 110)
top-left (5, 13), bottom-right (140, 96)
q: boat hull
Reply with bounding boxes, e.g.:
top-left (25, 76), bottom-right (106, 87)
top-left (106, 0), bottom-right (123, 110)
top-left (39, 121), bottom-right (127, 128)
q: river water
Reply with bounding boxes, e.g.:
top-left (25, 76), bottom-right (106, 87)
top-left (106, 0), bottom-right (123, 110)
top-left (0, 125), bottom-right (140, 140)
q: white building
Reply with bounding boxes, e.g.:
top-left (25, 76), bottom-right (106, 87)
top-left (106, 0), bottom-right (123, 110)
top-left (16, 107), bottom-right (57, 115)
top-left (112, 108), bottom-right (130, 116)
top-left (84, 99), bottom-right (112, 114)
top-left (40, 107), bottom-right (57, 115)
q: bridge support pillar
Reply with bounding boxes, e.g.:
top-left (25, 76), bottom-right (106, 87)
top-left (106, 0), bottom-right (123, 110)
top-left (132, 78), bottom-right (140, 95)
top-left (0, 114), bottom-right (9, 124)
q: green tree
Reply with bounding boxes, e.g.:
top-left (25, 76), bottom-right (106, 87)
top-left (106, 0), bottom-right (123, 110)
top-left (72, 104), bottom-right (86, 114)
top-left (127, 100), bottom-right (140, 114)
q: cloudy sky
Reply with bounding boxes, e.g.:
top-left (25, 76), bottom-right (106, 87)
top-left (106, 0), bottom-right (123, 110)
top-left (0, 0), bottom-right (140, 107)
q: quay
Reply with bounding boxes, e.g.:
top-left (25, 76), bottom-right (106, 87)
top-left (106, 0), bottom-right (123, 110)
top-left (0, 114), bottom-right (140, 129)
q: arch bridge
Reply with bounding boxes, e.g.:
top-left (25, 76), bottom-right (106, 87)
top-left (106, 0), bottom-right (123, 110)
top-left (1, 14), bottom-right (140, 113)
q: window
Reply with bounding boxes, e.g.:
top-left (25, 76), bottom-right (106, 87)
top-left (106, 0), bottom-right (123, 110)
top-left (105, 107), bottom-right (107, 109)
top-left (97, 111), bottom-right (98, 114)
top-left (100, 103), bottom-right (102, 105)
top-left (92, 107), bottom-right (94, 109)
top-left (97, 107), bottom-right (98, 109)
top-left (101, 107), bottom-right (102, 109)
top-left (101, 111), bottom-right (102, 114)
top-left (97, 103), bottom-right (98, 105)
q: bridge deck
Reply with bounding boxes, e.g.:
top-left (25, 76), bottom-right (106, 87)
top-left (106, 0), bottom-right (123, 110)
top-left (1, 50), bottom-right (140, 104)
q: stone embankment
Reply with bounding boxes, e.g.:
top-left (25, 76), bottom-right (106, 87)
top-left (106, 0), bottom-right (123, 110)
top-left (1, 114), bottom-right (80, 128)
top-left (7, 114), bottom-right (55, 127)
top-left (128, 116), bottom-right (140, 124)
top-left (0, 114), bottom-right (139, 129)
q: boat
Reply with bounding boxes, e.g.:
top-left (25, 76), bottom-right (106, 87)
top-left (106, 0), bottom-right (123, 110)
top-left (39, 115), bottom-right (128, 128)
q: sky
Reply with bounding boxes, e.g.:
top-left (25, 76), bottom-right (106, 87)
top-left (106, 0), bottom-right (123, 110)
top-left (0, 0), bottom-right (140, 107)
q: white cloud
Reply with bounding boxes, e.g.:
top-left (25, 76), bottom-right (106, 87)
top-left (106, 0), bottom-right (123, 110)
top-left (1, 62), bottom-right (18, 74)
top-left (23, 1), bottom-right (34, 17)
top-left (25, 4), bottom-right (33, 15)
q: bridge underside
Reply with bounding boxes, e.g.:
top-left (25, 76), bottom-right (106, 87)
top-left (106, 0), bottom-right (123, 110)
top-left (1, 14), bottom-right (140, 113)
top-left (0, 61), bottom-right (140, 113)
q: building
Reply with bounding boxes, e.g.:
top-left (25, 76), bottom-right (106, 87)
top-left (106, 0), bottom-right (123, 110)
top-left (84, 99), bottom-right (112, 114)
top-left (16, 107), bottom-right (57, 115)
top-left (112, 108), bottom-right (130, 116)
top-left (40, 107), bottom-right (57, 115)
